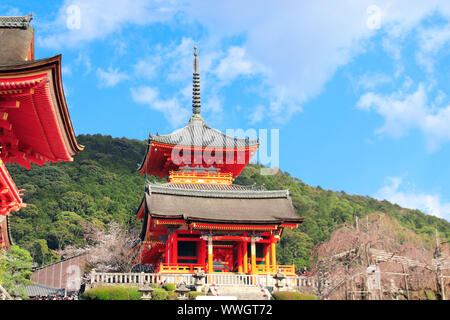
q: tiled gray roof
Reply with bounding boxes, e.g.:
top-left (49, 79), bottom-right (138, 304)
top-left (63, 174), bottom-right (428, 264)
top-left (141, 188), bottom-right (302, 224)
top-left (22, 283), bottom-right (64, 297)
top-left (0, 15), bottom-right (32, 29)
top-left (146, 182), bottom-right (288, 199)
top-left (149, 117), bottom-right (259, 148)
top-left (155, 182), bottom-right (266, 191)
top-left (0, 15), bottom-right (33, 64)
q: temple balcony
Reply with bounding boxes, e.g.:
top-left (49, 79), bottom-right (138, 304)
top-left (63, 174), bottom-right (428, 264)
top-left (155, 263), bottom-right (297, 276)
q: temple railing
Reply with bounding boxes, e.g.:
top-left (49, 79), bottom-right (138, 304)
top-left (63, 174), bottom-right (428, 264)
top-left (157, 263), bottom-right (205, 274)
top-left (156, 263), bottom-right (297, 276)
top-left (252, 264), bottom-right (296, 276)
top-left (89, 271), bottom-right (197, 286)
top-left (89, 270), bottom-right (328, 290)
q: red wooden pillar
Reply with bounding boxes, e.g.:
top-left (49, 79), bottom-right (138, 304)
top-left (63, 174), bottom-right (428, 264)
top-left (172, 230), bottom-right (178, 265)
top-left (237, 242), bottom-right (243, 273)
top-left (197, 240), bottom-right (204, 266)
top-left (250, 237), bottom-right (256, 275)
top-left (270, 235), bottom-right (277, 271)
top-left (207, 235), bottom-right (213, 273)
top-left (165, 231), bottom-right (171, 265)
top-left (264, 242), bottom-right (270, 272)
top-left (242, 236), bottom-right (248, 274)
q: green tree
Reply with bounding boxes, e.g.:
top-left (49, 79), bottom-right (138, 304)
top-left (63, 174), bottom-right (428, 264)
top-left (50, 211), bottom-right (86, 250)
top-left (28, 239), bottom-right (59, 266)
top-left (0, 246), bottom-right (33, 298)
top-left (277, 229), bottom-right (314, 269)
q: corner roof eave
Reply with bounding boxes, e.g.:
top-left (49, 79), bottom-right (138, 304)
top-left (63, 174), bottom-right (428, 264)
top-left (0, 55), bottom-right (84, 156)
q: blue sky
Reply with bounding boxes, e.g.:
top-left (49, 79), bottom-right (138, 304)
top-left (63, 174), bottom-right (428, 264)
top-left (2, 1), bottom-right (450, 221)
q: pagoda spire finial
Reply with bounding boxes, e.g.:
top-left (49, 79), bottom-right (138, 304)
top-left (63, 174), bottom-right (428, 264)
top-left (191, 45), bottom-right (202, 121)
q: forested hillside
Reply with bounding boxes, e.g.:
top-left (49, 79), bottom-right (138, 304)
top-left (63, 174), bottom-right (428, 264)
top-left (6, 134), bottom-right (450, 267)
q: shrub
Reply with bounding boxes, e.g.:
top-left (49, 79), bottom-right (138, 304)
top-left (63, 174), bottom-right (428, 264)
top-left (151, 288), bottom-right (168, 300)
top-left (272, 291), bottom-right (316, 300)
top-left (188, 291), bottom-right (204, 300)
top-left (167, 291), bottom-right (178, 300)
top-left (425, 290), bottom-right (436, 300)
top-left (163, 283), bottom-right (176, 291)
top-left (82, 286), bottom-right (142, 300)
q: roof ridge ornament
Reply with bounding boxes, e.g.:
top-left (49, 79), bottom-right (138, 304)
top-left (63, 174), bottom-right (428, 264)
top-left (190, 45), bottom-right (203, 122)
top-left (0, 14), bottom-right (33, 29)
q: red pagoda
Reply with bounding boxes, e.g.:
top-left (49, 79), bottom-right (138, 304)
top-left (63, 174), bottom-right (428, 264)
top-left (0, 15), bottom-right (83, 249)
top-left (132, 47), bottom-right (303, 276)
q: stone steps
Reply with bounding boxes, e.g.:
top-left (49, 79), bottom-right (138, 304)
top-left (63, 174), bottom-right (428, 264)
top-left (215, 285), bottom-right (270, 300)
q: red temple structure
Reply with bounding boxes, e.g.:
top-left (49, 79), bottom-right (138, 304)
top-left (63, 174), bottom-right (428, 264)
top-left (132, 47), bottom-right (303, 276)
top-left (0, 15), bottom-right (83, 249)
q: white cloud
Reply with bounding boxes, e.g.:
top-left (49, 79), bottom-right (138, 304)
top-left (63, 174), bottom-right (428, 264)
top-left (38, 0), bottom-right (176, 48)
top-left (61, 65), bottom-right (72, 76)
top-left (97, 67), bottom-right (129, 87)
top-left (417, 23), bottom-right (450, 53)
top-left (248, 105), bottom-right (266, 125)
top-left (75, 52), bottom-right (92, 75)
top-left (214, 46), bottom-right (263, 82)
top-left (130, 86), bottom-right (190, 127)
top-left (375, 176), bottom-right (450, 221)
top-left (40, 1), bottom-right (450, 126)
top-left (415, 23), bottom-right (450, 73)
top-left (182, 0), bottom-right (450, 123)
top-left (2, 6), bottom-right (23, 16)
top-left (133, 58), bottom-right (158, 80)
top-left (354, 72), bottom-right (393, 91)
top-left (357, 82), bottom-right (450, 151)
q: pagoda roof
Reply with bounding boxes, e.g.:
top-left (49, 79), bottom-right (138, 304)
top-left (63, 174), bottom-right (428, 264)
top-left (137, 182), bottom-right (303, 226)
top-left (149, 117), bottom-right (259, 149)
top-left (138, 117), bottom-right (259, 175)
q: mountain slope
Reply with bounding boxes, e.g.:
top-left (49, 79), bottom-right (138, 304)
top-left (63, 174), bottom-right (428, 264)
top-left (6, 134), bottom-right (450, 266)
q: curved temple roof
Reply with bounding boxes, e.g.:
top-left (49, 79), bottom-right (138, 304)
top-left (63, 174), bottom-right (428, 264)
top-left (0, 55), bottom-right (84, 166)
top-left (137, 182), bottom-right (303, 226)
top-left (149, 117), bottom-right (259, 149)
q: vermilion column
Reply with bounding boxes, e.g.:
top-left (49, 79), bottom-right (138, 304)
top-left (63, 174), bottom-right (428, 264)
top-left (270, 235), bottom-right (277, 271)
top-left (207, 235), bottom-right (213, 273)
top-left (237, 242), bottom-right (243, 273)
top-left (265, 243), bottom-right (270, 272)
top-left (172, 231), bottom-right (178, 265)
top-left (243, 239), bottom-right (248, 274)
top-left (198, 240), bottom-right (205, 266)
top-left (250, 237), bottom-right (256, 275)
top-left (165, 233), bottom-right (170, 266)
